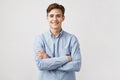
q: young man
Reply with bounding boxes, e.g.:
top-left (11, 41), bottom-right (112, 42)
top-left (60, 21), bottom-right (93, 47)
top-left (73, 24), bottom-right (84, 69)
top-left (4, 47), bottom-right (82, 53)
top-left (34, 3), bottom-right (81, 80)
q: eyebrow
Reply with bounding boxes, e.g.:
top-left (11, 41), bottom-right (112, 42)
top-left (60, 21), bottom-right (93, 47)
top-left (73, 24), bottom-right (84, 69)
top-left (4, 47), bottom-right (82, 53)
top-left (49, 13), bottom-right (62, 15)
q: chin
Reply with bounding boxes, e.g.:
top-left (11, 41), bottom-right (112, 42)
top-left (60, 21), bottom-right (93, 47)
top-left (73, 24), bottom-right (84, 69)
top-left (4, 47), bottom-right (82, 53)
top-left (51, 25), bottom-right (60, 29)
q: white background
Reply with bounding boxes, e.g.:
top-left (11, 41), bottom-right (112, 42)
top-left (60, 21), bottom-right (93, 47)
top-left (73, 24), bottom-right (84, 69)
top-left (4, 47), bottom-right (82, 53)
top-left (0, 0), bottom-right (120, 80)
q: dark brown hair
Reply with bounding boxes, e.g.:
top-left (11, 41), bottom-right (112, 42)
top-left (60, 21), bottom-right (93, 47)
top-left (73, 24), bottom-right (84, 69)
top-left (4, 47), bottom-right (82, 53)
top-left (47, 3), bottom-right (65, 16)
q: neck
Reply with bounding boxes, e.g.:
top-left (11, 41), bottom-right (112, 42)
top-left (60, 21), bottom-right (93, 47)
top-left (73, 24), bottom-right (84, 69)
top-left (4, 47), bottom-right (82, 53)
top-left (50, 27), bottom-right (62, 37)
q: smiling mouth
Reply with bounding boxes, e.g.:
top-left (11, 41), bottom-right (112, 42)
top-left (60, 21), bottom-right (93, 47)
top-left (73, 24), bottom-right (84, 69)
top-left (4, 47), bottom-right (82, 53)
top-left (52, 22), bottom-right (59, 25)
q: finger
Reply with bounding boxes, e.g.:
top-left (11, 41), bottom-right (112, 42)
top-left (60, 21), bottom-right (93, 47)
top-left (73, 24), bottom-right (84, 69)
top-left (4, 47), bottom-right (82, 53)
top-left (43, 54), bottom-right (49, 59)
top-left (37, 51), bottom-right (43, 54)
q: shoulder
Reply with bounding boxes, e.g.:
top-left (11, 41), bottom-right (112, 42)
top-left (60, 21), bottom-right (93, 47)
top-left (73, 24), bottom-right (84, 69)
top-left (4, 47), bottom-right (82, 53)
top-left (36, 31), bottom-right (49, 40)
top-left (63, 31), bottom-right (78, 40)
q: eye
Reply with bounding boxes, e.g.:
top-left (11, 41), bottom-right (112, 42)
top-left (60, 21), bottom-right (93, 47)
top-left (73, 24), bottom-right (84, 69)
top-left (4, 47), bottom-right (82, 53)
top-left (56, 14), bottom-right (62, 18)
top-left (49, 14), bottom-right (54, 18)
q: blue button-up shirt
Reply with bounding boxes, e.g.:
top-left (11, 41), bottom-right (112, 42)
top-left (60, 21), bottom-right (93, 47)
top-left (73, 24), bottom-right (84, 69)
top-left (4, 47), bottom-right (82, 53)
top-left (34, 30), bottom-right (81, 80)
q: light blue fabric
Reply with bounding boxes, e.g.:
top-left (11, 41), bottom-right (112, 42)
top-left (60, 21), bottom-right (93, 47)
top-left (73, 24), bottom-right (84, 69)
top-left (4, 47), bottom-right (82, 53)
top-left (34, 30), bottom-right (81, 80)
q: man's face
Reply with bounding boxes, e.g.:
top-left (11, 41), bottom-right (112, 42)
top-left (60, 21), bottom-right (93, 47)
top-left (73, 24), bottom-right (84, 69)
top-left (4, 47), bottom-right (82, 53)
top-left (47, 9), bottom-right (64, 29)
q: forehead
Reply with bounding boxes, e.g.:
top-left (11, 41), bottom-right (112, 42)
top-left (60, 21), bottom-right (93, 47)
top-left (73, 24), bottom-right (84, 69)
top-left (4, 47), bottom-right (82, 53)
top-left (48, 9), bottom-right (62, 15)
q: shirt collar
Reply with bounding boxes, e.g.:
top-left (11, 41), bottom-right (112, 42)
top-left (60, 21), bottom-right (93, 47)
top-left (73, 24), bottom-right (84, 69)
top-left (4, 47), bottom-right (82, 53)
top-left (48, 29), bottom-right (64, 38)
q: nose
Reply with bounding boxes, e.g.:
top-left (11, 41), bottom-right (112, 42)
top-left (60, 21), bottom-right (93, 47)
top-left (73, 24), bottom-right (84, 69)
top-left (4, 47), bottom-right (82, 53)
top-left (53, 16), bottom-right (57, 21)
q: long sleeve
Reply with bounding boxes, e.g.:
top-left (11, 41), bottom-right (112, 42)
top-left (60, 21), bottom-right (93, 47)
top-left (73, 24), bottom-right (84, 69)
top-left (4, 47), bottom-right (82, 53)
top-left (34, 35), bottom-right (69, 70)
top-left (34, 31), bottom-right (81, 80)
top-left (35, 56), bottom-right (68, 70)
top-left (57, 36), bottom-right (81, 72)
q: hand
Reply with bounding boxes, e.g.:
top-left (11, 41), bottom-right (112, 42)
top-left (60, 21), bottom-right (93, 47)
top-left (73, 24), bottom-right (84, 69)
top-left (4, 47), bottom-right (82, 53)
top-left (37, 51), bottom-right (49, 59)
top-left (67, 56), bottom-right (72, 62)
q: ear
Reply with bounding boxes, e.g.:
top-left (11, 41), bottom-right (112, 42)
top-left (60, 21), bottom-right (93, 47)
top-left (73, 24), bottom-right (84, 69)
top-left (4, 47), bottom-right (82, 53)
top-left (62, 16), bottom-right (65, 21)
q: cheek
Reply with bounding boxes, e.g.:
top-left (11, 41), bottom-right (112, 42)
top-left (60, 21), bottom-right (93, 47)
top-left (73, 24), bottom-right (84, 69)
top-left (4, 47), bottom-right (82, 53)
top-left (59, 19), bottom-right (64, 23)
top-left (47, 19), bottom-right (52, 23)
top-left (60, 18), bottom-right (64, 22)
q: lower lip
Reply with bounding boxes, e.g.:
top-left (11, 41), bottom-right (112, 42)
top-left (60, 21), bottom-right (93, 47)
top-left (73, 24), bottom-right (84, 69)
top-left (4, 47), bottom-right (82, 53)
top-left (52, 23), bottom-right (58, 25)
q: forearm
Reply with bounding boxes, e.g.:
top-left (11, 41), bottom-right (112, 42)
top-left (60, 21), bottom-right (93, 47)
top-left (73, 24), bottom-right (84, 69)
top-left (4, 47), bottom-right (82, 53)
top-left (35, 55), bottom-right (69, 70)
top-left (35, 50), bottom-right (73, 71)
top-left (57, 59), bottom-right (81, 72)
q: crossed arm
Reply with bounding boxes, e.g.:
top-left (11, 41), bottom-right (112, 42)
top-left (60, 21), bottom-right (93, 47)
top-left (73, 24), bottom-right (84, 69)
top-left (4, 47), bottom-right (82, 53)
top-left (34, 35), bottom-right (81, 72)
top-left (35, 50), bottom-right (81, 72)
top-left (37, 50), bottom-right (72, 61)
